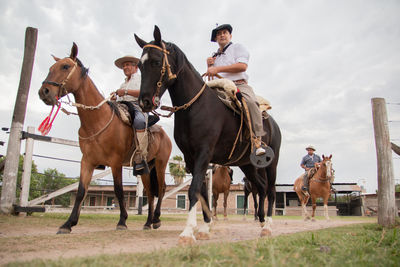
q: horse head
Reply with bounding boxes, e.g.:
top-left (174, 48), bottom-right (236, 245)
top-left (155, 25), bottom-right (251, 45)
top-left (321, 154), bottom-right (333, 179)
top-left (134, 26), bottom-right (184, 112)
top-left (39, 42), bottom-right (88, 106)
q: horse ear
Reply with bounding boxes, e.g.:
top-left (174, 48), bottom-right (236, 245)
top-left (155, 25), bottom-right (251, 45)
top-left (322, 154), bottom-right (325, 159)
top-left (329, 154), bottom-right (332, 159)
top-left (51, 54), bottom-right (60, 61)
top-left (70, 42), bottom-right (78, 60)
top-left (153, 25), bottom-right (162, 46)
top-left (134, 34), bottom-right (147, 48)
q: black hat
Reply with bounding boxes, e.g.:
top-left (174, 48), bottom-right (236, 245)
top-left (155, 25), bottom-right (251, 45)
top-left (211, 24), bottom-right (233, 42)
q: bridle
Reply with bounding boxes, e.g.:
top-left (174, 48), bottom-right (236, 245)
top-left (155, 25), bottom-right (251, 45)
top-left (142, 42), bottom-right (207, 117)
top-left (142, 42), bottom-right (176, 107)
top-left (42, 58), bottom-right (78, 99)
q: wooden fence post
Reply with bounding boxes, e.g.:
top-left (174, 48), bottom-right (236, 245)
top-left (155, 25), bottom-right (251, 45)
top-left (19, 126), bottom-right (35, 207)
top-left (371, 97), bottom-right (396, 227)
top-left (0, 27), bottom-right (38, 214)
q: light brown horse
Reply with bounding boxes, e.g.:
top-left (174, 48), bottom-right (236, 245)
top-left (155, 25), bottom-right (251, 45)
top-left (294, 155), bottom-right (333, 221)
top-left (38, 43), bottom-right (172, 233)
top-left (212, 165), bottom-right (233, 220)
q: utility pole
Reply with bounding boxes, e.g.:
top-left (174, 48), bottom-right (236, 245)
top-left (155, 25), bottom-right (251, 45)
top-left (0, 27), bottom-right (38, 214)
top-left (371, 98), bottom-right (396, 227)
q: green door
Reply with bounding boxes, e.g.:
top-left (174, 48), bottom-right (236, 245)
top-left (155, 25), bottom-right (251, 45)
top-left (236, 195), bottom-right (247, 215)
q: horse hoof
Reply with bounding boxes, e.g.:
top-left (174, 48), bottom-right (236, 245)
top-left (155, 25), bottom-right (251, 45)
top-left (178, 236), bottom-right (196, 246)
top-left (195, 231), bottom-right (210, 240)
top-left (152, 221), bottom-right (161, 229)
top-left (143, 225), bottom-right (151, 230)
top-left (260, 222), bottom-right (265, 228)
top-left (116, 225), bottom-right (127, 230)
top-left (56, 228), bottom-right (71, 234)
top-left (260, 228), bottom-right (272, 237)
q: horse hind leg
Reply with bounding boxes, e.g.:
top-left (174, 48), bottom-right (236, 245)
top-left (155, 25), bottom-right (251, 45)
top-left (140, 173), bottom-right (154, 230)
top-left (223, 191), bottom-right (228, 221)
top-left (57, 161), bottom-right (94, 234)
top-left (196, 182), bottom-right (212, 240)
top-left (112, 166), bottom-right (128, 230)
top-left (212, 192), bottom-right (219, 220)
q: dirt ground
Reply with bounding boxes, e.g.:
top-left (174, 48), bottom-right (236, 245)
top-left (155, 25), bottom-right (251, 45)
top-left (0, 213), bottom-right (374, 265)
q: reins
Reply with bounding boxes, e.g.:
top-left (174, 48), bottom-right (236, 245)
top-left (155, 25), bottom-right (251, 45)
top-left (143, 42), bottom-right (207, 118)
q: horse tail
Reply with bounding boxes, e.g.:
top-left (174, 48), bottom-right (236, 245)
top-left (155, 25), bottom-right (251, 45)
top-left (149, 164), bottom-right (159, 198)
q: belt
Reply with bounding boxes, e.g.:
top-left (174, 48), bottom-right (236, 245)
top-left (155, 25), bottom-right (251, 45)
top-left (233, 79), bottom-right (247, 85)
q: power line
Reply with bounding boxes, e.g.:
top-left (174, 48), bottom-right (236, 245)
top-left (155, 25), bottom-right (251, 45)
top-left (32, 154), bottom-right (81, 164)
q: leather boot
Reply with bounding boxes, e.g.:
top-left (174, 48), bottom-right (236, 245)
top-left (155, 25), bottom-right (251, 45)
top-left (133, 130), bottom-right (149, 175)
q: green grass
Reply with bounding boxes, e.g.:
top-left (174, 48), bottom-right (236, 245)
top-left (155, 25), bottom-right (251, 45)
top-left (8, 222), bottom-right (399, 267)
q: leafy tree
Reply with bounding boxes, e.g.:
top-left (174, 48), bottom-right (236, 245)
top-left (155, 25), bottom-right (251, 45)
top-left (0, 155), bottom-right (76, 207)
top-left (169, 155), bottom-right (186, 185)
top-left (396, 184), bottom-right (400, 193)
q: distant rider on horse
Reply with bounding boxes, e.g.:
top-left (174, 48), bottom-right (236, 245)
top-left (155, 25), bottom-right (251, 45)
top-left (300, 145), bottom-right (322, 192)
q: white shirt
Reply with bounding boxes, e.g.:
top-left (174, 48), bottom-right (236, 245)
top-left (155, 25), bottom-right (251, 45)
top-left (213, 43), bottom-right (249, 81)
top-left (117, 73), bottom-right (141, 102)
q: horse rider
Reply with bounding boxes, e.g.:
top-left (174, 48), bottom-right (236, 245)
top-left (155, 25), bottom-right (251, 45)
top-left (205, 24), bottom-right (266, 156)
top-left (113, 55), bottom-right (149, 175)
top-left (300, 145), bottom-right (322, 193)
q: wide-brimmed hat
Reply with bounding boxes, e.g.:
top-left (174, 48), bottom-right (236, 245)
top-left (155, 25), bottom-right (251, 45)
top-left (306, 145), bottom-right (316, 151)
top-left (211, 24), bottom-right (233, 42)
top-left (114, 55), bottom-right (140, 69)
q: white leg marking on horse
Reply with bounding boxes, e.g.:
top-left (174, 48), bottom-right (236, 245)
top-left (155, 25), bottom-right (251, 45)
top-left (324, 204), bottom-right (330, 221)
top-left (261, 216), bottom-right (273, 237)
top-left (140, 53), bottom-right (149, 64)
top-left (179, 203), bottom-right (197, 241)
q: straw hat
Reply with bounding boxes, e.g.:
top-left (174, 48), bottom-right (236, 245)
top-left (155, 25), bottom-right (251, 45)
top-left (114, 55), bottom-right (139, 69)
top-left (306, 145), bottom-right (316, 151)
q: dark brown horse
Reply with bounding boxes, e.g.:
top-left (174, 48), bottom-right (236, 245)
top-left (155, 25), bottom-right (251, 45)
top-left (134, 26), bottom-right (281, 243)
top-left (243, 176), bottom-right (259, 221)
top-left (294, 155), bottom-right (333, 221)
top-left (212, 165), bottom-right (233, 220)
top-left (38, 43), bottom-right (172, 233)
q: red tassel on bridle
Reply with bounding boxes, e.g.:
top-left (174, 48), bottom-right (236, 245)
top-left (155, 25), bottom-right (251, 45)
top-left (38, 97), bottom-right (61, 136)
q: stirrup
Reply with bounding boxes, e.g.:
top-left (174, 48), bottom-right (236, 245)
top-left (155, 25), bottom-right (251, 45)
top-left (133, 160), bottom-right (149, 175)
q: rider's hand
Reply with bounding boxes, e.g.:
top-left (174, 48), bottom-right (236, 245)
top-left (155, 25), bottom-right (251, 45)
top-left (206, 66), bottom-right (219, 76)
top-left (207, 57), bottom-right (215, 67)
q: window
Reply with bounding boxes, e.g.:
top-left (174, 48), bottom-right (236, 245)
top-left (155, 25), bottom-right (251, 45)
top-left (177, 194), bottom-right (186, 209)
top-left (90, 196), bottom-right (96, 206)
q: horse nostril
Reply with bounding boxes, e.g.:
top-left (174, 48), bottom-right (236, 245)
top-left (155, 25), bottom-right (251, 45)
top-left (143, 99), bottom-right (151, 109)
top-left (44, 88), bottom-right (50, 95)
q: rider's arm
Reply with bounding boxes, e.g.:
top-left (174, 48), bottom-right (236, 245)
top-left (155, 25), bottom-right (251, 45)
top-left (207, 62), bottom-right (247, 76)
top-left (116, 89), bottom-right (140, 97)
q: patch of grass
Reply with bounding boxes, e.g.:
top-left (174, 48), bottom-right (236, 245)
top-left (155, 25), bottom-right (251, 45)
top-left (11, 223), bottom-right (399, 267)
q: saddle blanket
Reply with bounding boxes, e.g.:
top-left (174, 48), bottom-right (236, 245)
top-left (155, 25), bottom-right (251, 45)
top-left (206, 78), bottom-right (271, 116)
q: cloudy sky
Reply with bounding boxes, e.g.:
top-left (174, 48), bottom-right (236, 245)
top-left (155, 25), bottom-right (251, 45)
top-left (0, 0), bottom-right (399, 193)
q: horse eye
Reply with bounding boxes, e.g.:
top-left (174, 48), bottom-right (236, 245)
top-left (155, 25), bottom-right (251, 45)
top-left (62, 64), bottom-right (70, 70)
top-left (151, 60), bottom-right (161, 67)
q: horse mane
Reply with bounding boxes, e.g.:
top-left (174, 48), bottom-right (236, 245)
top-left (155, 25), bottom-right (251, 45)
top-left (76, 57), bottom-right (89, 78)
top-left (164, 41), bottom-right (202, 79)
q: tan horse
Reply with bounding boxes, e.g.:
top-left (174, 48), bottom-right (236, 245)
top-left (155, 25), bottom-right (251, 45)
top-left (293, 155), bottom-right (333, 221)
top-left (212, 165), bottom-right (233, 220)
top-left (38, 43), bottom-right (172, 233)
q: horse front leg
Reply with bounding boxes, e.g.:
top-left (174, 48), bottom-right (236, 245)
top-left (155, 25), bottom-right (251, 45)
top-left (57, 160), bottom-right (94, 234)
top-left (323, 196), bottom-right (330, 221)
top-left (311, 197), bottom-right (317, 222)
top-left (253, 192), bottom-right (259, 221)
top-left (243, 188), bottom-right (249, 221)
top-left (261, 167), bottom-right (277, 237)
top-left (112, 166), bottom-right (128, 230)
top-left (179, 158), bottom-right (211, 245)
top-left (302, 194), bottom-right (310, 220)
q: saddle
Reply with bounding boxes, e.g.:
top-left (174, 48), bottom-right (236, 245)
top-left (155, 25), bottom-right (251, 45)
top-left (110, 101), bottom-right (160, 127)
top-left (206, 79), bottom-right (272, 119)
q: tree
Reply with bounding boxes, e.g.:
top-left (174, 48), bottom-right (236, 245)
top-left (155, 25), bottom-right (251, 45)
top-left (169, 155), bottom-right (186, 185)
top-left (0, 155), bottom-right (76, 207)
